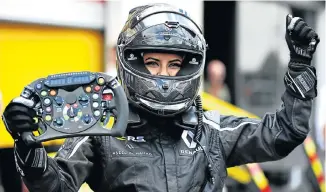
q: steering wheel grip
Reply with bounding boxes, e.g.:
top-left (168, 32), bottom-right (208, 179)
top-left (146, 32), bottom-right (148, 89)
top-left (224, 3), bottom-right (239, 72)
top-left (93, 79), bottom-right (129, 136)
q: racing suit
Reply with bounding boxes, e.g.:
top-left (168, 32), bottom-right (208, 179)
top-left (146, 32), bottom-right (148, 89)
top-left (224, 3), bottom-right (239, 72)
top-left (14, 90), bottom-right (313, 192)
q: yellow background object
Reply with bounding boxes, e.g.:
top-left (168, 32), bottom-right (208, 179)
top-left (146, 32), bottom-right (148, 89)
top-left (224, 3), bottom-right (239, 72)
top-left (0, 23), bottom-right (103, 148)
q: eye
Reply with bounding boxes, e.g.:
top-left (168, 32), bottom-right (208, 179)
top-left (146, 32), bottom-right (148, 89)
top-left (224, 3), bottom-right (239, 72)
top-left (169, 63), bottom-right (182, 69)
top-left (145, 61), bottom-right (159, 68)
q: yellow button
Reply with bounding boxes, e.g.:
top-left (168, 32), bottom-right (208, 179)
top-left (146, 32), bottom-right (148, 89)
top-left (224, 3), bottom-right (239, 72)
top-left (98, 77), bottom-right (105, 85)
top-left (85, 86), bottom-right (91, 93)
top-left (41, 91), bottom-right (47, 96)
top-left (33, 117), bottom-right (39, 123)
top-left (45, 115), bottom-right (52, 121)
top-left (50, 90), bottom-right (57, 96)
top-left (33, 130), bottom-right (40, 136)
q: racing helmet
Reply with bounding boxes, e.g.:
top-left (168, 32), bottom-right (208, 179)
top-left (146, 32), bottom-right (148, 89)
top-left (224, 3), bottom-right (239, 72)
top-left (116, 3), bottom-right (207, 117)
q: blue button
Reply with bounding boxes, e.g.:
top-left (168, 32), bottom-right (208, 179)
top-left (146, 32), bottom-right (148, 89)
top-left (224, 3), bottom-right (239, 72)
top-left (83, 114), bottom-right (91, 124)
top-left (54, 118), bottom-right (64, 127)
top-left (54, 96), bottom-right (64, 106)
top-left (35, 83), bottom-right (42, 90)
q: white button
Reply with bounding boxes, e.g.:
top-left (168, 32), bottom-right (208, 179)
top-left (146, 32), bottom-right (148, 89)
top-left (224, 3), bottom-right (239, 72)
top-left (44, 98), bottom-right (51, 105)
top-left (94, 110), bottom-right (100, 116)
top-left (92, 102), bottom-right (99, 108)
top-left (92, 94), bottom-right (99, 99)
top-left (46, 107), bottom-right (52, 112)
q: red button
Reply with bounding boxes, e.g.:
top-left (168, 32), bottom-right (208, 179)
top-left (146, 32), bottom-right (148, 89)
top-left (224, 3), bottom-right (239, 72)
top-left (94, 85), bottom-right (101, 92)
top-left (102, 94), bottom-right (113, 101)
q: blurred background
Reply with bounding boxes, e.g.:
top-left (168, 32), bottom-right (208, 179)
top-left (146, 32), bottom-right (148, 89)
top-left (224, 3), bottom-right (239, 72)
top-left (0, 0), bottom-right (325, 192)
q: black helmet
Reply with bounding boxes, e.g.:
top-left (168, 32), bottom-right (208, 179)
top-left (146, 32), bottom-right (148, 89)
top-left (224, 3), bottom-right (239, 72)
top-left (117, 3), bottom-right (207, 117)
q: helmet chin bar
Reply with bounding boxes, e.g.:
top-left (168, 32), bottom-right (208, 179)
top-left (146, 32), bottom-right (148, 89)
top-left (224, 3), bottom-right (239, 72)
top-left (138, 97), bottom-right (189, 112)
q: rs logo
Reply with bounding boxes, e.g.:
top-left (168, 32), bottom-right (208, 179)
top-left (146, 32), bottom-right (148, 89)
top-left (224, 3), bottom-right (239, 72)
top-left (127, 136), bottom-right (146, 142)
top-left (116, 136), bottom-right (146, 143)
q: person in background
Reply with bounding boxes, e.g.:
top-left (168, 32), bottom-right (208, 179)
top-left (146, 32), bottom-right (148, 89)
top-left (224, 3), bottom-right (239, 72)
top-left (205, 59), bottom-right (231, 102)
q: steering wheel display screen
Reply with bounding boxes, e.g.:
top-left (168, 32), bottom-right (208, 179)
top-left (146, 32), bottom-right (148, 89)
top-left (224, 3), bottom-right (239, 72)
top-left (44, 72), bottom-right (95, 87)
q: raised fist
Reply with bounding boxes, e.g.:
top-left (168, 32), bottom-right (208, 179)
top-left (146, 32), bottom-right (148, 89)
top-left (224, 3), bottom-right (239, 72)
top-left (2, 96), bottom-right (38, 140)
top-left (285, 14), bottom-right (320, 65)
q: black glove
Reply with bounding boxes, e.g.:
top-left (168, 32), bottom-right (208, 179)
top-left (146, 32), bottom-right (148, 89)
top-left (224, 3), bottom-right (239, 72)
top-left (2, 95), bottom-right (47, 178)
top-left (285, 14), bottom-right (320, 65)
top-left (284, 14), bottom-right (320, 100)
top-left (2, 96), bottom-right (38, 140)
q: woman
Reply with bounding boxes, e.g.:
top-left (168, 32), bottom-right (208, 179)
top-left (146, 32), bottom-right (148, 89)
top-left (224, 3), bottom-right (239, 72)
top-left (2, 3), bottom-right (320, 192)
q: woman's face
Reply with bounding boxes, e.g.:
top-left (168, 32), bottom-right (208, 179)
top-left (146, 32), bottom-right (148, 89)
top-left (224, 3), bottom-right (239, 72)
top-left (143, 53), bottom-right (183, 76)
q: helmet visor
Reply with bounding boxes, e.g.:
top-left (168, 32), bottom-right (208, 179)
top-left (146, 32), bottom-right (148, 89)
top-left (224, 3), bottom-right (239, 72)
top-left (121, 48), bottom-right (204, 80)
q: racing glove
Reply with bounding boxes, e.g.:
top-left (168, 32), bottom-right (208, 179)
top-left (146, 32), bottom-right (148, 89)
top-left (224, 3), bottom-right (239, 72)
top-left (284, 14), bottom-right (320, 100)
top-left (2, 92), bottom-right (47, 178)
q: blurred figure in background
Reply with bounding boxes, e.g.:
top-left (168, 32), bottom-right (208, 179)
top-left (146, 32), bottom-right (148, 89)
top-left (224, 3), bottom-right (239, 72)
top-left (205, 59), bottom-right (231, 102)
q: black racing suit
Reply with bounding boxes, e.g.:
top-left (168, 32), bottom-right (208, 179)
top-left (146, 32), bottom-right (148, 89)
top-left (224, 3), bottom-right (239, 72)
top-left (14, 90), bottom-right (313, 192)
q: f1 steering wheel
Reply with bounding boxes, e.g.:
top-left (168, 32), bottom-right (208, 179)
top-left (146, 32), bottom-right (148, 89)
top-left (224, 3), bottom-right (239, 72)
top-left (10, 72), bottom-right (129, 145)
